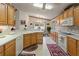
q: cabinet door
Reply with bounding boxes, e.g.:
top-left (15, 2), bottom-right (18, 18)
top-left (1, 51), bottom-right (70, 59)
top-left (37, 32), bottom-right (43, 44)
top-left (7, 5), bottom-right (15, 26)
top-left (31, 33), bottom-right (37, 45)
top-left (67, 36), bottom-right (77, 56)
top-left (77, 41), bottom-right (79, 56)
top-left (68, 6), bottom-right (74, 18)
top-left (5, 40), bottom-right (16, 56)
top-left (0, 4), bottom-right (7, 25)
top-left (0, 46), bottom-right (4, 56)
top-left (74, 5), bottom-right (79, 26)
top-left (23, 34), bottom-right (31, 48)
top-left (59, 14), bottom-right (64, 24)
top-left (64, 10), bottom-right (68, 19)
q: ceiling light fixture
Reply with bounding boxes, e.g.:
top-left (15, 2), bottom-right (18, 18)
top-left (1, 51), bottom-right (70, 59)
top-left (33, 3), bottom-right (43, 8)
top-left (45, 4), bottom-right (53, 10)
top-left (33, 3), bottom-right (53, 10)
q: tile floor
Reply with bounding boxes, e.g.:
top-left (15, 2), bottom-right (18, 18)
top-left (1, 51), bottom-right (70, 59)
top-left (20, 36), bottom-right (56, 56)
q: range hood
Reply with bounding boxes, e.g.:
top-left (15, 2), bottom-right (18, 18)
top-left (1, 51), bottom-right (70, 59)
top-left (61, 17), bottom-right (74, 26)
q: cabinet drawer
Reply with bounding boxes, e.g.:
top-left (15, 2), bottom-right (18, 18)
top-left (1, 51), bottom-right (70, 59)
top-left (5, 40), bottom-right (15, 49)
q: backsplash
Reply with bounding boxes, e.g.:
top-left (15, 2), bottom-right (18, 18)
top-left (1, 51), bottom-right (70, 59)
top-left (60, 26), bottom-right (79, 34)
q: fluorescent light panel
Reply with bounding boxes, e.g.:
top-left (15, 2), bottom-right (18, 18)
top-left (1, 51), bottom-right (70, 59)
top-left (33, 3), bottom-right (43, 8)
top-left (45, 4), bottom-right (53, 10)
top-left (33, 3), bottom-right (53, 10)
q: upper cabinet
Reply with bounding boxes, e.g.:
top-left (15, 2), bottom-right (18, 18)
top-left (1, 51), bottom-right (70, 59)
top-left (7, 4), bottom-right (16, 26)
top-left (68, 6), bottom-right (74, 18)
top-left (0, 3), bottom-right (16, 26)
top-left (59, 14), bottom-right (64, 24)
top-left (56, 4), bottom-right (79, 26)
top-left (64, 10), bottom-right (68, 19)
top-left (74, 5), bottom-right (79, 26)
top-left (0, 4), bottom-right (7, 25)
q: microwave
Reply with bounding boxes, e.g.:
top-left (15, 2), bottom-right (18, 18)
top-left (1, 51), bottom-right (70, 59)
top-left (61, 17), bottom-right (74, 26)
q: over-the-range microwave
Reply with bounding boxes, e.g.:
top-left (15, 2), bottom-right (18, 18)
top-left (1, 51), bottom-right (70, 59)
top-left (61, 17), bottom-right (74, 26)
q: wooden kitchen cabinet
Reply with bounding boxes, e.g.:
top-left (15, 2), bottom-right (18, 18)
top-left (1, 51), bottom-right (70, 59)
top-left (64, 10), bottom-right (68, 19)
top-left (0, 3), bottom-right (16, 26)
top-left (74, 5), bottom-right (79, 26)
top-left (0, 46), bottom-right (4, 56)
top-left (23, 32), bottom-right (43, 48)
top-left (23, 34), bottom-right (31, 48)
top-left (68, 6), bottom-right (74, 18)
top-left (59, 14), bottom-right (64, 24)
top-left (77, 41), bottom-right (79, 56)
top-left (7, 4), bottom-right (15, 26)
top-left (37, 32), bottom-right (43, 44)
top-left (67, 36), bottom-right (77, 56)
top-left (50, 32), bottom-right (58, 43)
top-left (4, 40), bottom-right (16, 56)
top-left (0, 3), bottom-right (7, 25)
top-left (31, 33), bottom-right (37, 45)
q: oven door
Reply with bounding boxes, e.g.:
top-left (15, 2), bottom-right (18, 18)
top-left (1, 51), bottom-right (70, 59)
top-left (58, 36), bottom-right (67, 52)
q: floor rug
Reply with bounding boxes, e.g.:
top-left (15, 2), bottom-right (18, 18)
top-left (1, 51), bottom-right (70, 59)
top-left (47, 44), bottom-right (69, 56)
top-left (23, 44), bottom-right (38, 52)
top-left (19, 51), bottom-right (36, 56)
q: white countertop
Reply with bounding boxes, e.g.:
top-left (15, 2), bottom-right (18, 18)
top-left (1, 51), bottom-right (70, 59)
top-left (58, 32), bottom-right (79, 40)
top-left (67, 34), bottom-right (79, 40)
top-left (0, 30), bottom-right (44, 46)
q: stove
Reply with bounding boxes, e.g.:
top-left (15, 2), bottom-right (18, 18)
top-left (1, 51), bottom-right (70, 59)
top-left (58, 33), bottom-right (67, 52)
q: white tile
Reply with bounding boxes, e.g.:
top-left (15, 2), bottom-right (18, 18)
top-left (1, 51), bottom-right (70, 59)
top-left (44, 37), bottom-right (56, 44)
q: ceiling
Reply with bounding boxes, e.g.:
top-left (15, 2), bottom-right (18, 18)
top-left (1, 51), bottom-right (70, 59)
top-left (12, 3), bottom-right (71, 20)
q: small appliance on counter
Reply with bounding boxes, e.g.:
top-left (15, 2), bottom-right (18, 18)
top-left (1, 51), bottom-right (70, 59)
top-left (61, 17), bottom-right (74, 26)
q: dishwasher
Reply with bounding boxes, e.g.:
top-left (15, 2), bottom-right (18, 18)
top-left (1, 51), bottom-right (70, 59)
top-left (16, 35), bottom-right (23, 56)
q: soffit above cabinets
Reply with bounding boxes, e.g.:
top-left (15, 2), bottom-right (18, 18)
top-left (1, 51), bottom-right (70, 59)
top-left (12, 3), bottom-right (71, 20)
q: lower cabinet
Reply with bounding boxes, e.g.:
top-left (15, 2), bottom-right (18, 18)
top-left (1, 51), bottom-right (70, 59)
top-left (50, 32), bottom-right (58, 43)
top-left (77, 41), bottom-right (79, 56)
top-left (67, 36), bottom-right (76, 56)
top-left (0, 46), bottom-right (4, 56)
top-left (23, 34), bottom-right (31, 48)
top-left (23, 32), bottom-right (43, 48)
top-left (37, 32), bottom-right (43, 44)
top-left (67, 36), bottom-right (79, 56)
top-left (4, 39), bottom-right (16, 56)
top-left (0, 39), bottom-right (16, 56)
top-left (31, 33), bottom-right (37, 45)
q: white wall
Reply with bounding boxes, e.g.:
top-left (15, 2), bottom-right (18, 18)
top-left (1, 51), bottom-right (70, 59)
top-left (17, 10), bottom-right (48, 30)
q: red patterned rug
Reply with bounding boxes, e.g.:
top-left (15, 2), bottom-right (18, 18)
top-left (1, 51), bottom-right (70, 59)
top-left (47, 44), bottom-right (69, 56)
